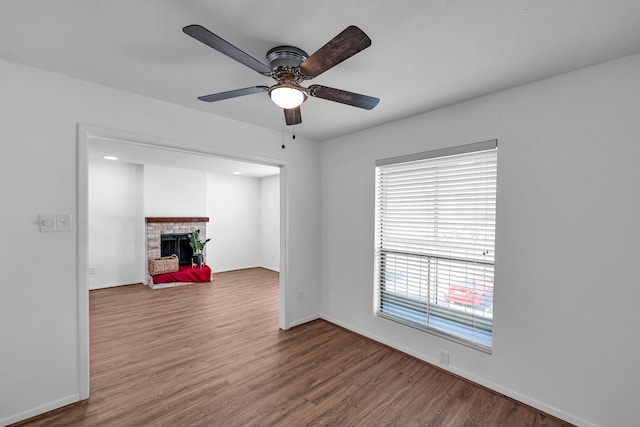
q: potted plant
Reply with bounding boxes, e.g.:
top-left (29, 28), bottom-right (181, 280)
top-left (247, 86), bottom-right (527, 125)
top-left (188, 229), bottom-right (211, 267)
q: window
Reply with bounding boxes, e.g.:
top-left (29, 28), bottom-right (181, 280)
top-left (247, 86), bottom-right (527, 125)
top-left (374, 140), bottom-right (497, 352)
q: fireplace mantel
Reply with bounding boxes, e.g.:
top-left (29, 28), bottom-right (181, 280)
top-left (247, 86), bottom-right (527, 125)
top-left (145, 217), bottom-right (209, 223)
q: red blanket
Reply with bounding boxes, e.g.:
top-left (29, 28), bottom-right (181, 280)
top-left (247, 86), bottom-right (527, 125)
top-left (151, 265), bottom-right (211, 284)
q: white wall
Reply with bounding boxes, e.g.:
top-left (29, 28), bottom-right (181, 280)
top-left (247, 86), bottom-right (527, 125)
top-left (260, 175), bottom-right (280, 272)
top-left (320, 53), bottom-right (640, 427)
top-left (206, 171), bottom-right (261, 272)
top-left (0, 58), bottom-right (320, 425)
top-left (88, 159), bottom-right (144, 289)
top-left (144, 164), bottom-right (207, 217)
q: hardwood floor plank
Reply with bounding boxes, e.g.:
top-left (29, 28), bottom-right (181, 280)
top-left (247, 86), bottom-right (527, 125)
top-left (12, 268), bottom-right (573, 427)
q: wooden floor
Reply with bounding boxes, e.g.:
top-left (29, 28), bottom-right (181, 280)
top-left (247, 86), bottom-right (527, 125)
top-left (15, 268), bottom-right (571, 427)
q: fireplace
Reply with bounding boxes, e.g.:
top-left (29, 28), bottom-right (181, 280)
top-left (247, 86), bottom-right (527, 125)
top-left (161, 233), bottom-right (193, 266)
top-left (146, 217), bottom-right (210, 287)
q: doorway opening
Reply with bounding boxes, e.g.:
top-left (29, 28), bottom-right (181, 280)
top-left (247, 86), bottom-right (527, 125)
top-left (77, 124), bottom-right (288, 399)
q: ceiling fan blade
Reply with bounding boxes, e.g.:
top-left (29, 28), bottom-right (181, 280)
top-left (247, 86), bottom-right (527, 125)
top-left (299, 26), bottom-right (371, 79)
top-left (308, 85), bottom-right (379, 110)
top-left (183, 25), bottom-right (272, 76)
top-left (198, 86), bottom-right (269, 102)
top-left (284, 106), bottom-right (302, 125)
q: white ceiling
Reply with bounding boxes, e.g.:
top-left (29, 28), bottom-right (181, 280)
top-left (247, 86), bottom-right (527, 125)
top-left (89, 137), bottom-right (280, 178)
top-left (2, 1), bottom-right (640, 142)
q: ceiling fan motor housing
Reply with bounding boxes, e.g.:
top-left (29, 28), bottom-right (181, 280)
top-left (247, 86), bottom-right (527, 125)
top-left (266, 46), bottom-right (309, 69)
top-left (267, 46), bottom-right (309, 96)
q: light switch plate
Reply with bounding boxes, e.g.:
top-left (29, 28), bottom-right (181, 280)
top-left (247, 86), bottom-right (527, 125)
top-left (39, 214), bottom-right (56, 232)
top-left (56, 214), bottom-right (72, 232)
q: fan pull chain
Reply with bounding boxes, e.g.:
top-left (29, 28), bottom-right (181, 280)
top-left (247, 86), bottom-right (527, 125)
top-left (282, 123), bottom-right (296, 149)
top-left (282, 119), bottom-right (286, 149)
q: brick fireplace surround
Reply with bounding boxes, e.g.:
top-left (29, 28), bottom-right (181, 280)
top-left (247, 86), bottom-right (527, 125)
top-left (145, 217), bottom-right (209, 287)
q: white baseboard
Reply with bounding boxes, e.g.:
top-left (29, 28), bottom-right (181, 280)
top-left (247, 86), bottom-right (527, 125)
top-left (89, 280), bottom-right (143, 290)
top-left (286, 314), bottom-right (320, 329)
top-left (259, 265), bottom-right (280, 273)
top-left (1, 394), bottom-right (80, 426)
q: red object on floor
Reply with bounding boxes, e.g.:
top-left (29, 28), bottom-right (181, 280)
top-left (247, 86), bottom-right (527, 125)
top-left (151, 264), bottom-right (211, 284)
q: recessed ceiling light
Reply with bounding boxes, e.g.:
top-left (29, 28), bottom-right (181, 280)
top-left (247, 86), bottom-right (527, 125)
top-left (232, 171), bottom-right (242, 175)
top-left (103, 156), bottom-right (118, 161)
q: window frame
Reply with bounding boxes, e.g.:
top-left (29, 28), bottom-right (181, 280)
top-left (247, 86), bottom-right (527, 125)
top-left (374, 140), bottom-right (497, 353)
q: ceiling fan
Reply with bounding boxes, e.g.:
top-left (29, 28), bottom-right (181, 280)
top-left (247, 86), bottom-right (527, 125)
top-left (183, 24), bottom-right (380, 126)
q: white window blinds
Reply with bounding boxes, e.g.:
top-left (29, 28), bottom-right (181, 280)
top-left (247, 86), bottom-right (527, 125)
top-left (374, 140), bottom-right (497, 352)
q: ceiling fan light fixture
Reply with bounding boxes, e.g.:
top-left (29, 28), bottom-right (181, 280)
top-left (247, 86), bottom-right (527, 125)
top-left (269, 85), bottom-right (306, 109)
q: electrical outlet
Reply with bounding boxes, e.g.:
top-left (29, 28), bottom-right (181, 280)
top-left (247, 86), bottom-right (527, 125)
top-left (440, 350), bottom-right (450, 366)
top-left (88, 267), bottom-right (96, 275)
top-left (298, 291), bottom-right (305, 302)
